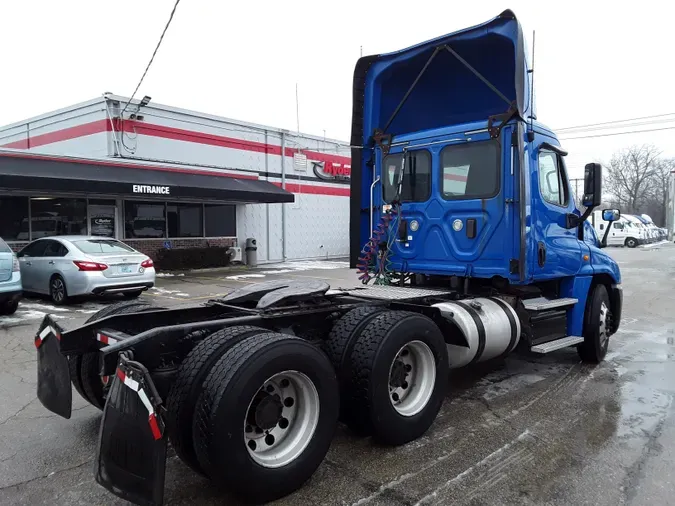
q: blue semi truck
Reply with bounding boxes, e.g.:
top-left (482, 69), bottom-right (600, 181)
top-left (34, 9), bottom-right (622, 506)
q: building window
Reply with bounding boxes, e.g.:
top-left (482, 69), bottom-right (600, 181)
top-left (205, 204), bottom-right (236, 237)
top-left (168, 203), bottom-right (203, 238)
top-left (124, 201), bottom-right (166, 239)
top-left (30, 197), bottom-right (87, 240)
top-left (0, 197), bottom-right (29, 241)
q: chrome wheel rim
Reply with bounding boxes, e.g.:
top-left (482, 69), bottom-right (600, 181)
top-left (51, 279), bottom-right (65, 302)
top-left (244, 370), bottom-right (320, 468)
top-left (388, 340), bottom-right (436, 417)
top-left (598, 301), bottom-right (609, 348)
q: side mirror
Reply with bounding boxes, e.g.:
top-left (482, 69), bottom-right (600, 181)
top-left (602, 209), bottom-right (620, 222)
top-left (582, 163), bottom-right (602, 208)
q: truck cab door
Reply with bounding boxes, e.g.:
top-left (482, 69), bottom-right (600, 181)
top-left (380, 127), bottom-right (515, 280)
top-left (531, 147), bottom-right (583, 280)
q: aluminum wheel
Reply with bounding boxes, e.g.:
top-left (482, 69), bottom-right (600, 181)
top-left (244, 370), bottom-right (320, 468)
top-left (598, 301), bottom-right (609, 348)
top-left (388, 340), bottom-right (436, 417)
top-left (51, 278), bottom-right (66, 303)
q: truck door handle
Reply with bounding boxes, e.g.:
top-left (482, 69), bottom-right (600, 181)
top-left (25, 261), bottom-right (32, 266)
top-left (537, 242), bottom-right (546, 267)
top-left (48, 261), bottom-right (55, 265)
top-left (466, 219), bottom-right (476, 239)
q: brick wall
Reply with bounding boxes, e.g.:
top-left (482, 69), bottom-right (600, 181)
top-left (123, 238), bottom-right (236, 260)
top-left (7, 237), bottom-right (236, 260)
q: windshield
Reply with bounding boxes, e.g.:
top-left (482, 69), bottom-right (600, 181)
top-left (74, 239), bottom-right (135, 255)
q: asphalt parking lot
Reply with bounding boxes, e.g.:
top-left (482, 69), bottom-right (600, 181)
top-left (1, 245), bottom-right (674, 505)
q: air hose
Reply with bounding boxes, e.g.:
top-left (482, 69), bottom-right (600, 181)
top-left (356, 206), bottom-right (399, 285)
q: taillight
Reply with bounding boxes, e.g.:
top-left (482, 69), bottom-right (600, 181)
top-left (12, 256), bottom-right (19, 272)
top-left (141, 258), bottom-right (154, 268)
top-left (73, 260), bottom-right (108, 271)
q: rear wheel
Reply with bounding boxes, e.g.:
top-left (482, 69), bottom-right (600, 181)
top-left (165, 325), bottom-right (268, 474)
top-left (578, 284), bottom-right (612, 363)
top-left (0, 299), bottom-right (19, 315)
top-left (49, 275), bottom-right (68, 305)
top-left (625, 237), bottom-right (638, 248)
top-left (322, 306), bottom-right (385, 419)
top-left (73, 301), bottom-right (165, 408)
top-left (343, 311), bottom-right (448, 445)
top-left (193, 333), bottom-right (338, 504)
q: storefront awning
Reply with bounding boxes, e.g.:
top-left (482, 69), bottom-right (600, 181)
top-left (0, 151), bottom-right (294, 204)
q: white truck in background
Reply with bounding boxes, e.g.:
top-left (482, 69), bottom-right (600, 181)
top-left (591, 210), bottom-right (645, 248)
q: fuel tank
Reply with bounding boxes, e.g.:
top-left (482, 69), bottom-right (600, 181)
top-left (433, 297), bottom-right (521, 368)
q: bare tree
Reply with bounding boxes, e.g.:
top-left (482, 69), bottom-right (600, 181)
top-left (604, 145), bottom-right (662, 214)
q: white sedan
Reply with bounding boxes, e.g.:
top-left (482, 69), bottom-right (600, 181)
top-left (17, 236), bottom-right (155, 304)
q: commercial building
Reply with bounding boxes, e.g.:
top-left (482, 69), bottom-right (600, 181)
top-left (0, 94), bottom-right (351, 262)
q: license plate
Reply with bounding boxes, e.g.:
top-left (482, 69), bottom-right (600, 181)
top-left (118, 265), bottom-right (133, 274)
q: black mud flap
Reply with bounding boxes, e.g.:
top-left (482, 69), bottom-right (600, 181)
top-left (96, 355), bottom-right (167, 506)
top-left (35, 315), bottom-right (72, 419)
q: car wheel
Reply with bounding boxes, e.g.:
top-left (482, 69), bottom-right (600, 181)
top-left (0, 300), bottom-right (19, 315)
top-left (49, 275), bottom-right (68, 305)
top-left (123, 290), bottom-right (144, 299)
top-left (625, 237), bottom-right (637, 248)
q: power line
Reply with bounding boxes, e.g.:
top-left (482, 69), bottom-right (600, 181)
top-left (555, 112), bottom-right (675, 132)
top-left (559, 125), bottom-right (675, 141)
top-left (553, 116), bottom-right (675, 135)
top-left (121, 0), bottom-right (182, 117)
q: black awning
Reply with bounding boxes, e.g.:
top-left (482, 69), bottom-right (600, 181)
top-left (0, 152), bottom-right (294, 204)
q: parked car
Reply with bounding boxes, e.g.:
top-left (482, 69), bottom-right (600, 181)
top-left (0, 237), bottom-right (22, 315)
top-left (17, 236), bottom-right (155, 304)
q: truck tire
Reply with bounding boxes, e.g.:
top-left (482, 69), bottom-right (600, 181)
top-left (343, 311), bottom-right (448, 446)
top-left (578, 284), bottom-right (612, 363)
top-left (193, 333), bottom-right (339, 504)
top-left (165, 325), bottom-right (268, 475)
top-left (322, 305), bottom-right (385, 418)
top-left (76, 301), bottom-right (166, 409)
top-left (625, 237), bottom-right (638, 248)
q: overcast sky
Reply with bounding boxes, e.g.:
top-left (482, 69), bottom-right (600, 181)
top-left (1, 1), bottom-right (674, 178)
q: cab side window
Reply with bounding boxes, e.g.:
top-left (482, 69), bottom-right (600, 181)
top-left (538, 151), bottom-right (569, 207)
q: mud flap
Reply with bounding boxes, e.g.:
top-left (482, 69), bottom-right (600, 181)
top-left (35, 315), bottom-right (72, 419)
top-left (96, 354), bottom-right (167, 506)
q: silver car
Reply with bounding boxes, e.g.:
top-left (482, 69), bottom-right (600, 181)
top-left (17, 236), bottom-right (155, 304)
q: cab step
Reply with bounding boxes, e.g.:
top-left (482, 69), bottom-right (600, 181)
top-left (523, 297), bottom-right (578, 312)
top-left (531, 335), bottom-right (584, 354)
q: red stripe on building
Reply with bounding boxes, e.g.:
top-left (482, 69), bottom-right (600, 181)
top-left (274, 182), bottom-right (351, 197)
top-left (1, 119), bottom-right (110, 149)
top-left (1, 119), bottom-right (351, 167)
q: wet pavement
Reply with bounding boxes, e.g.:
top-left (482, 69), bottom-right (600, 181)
top-left (0, 246), bottom-right (674, 505)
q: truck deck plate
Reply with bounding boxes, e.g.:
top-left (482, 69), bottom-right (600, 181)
top-left (523, 297), bottom-right (578, 311)
top-left (336, 286), bottom-right (454, 300)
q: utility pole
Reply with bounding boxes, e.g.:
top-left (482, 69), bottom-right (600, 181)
top-left (295, 83), bottom-right (300, 134)
top-left (570, 178), bottom-right (583, 205)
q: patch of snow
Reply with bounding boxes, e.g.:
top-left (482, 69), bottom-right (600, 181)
top-left (151, 287), bottom-right (182, 295)
top-left (259, 269), bottom-right (295, 274)
top-left (225, 274), bottom-right (266, 280)
top-left (21, 302), bottom-right (70, 312)
top-left (156, 272), bottom-right (185, 277)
